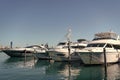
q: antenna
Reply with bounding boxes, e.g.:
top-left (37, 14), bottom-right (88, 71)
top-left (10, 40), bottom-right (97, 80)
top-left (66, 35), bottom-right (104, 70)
top-left (66, 28), bottom-right (72, 42)
top-left (117, 35), bottom-right (120, 40)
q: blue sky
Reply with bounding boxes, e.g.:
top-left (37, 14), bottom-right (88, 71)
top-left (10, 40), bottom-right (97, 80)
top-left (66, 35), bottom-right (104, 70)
top-left (0, 0), bottom-right (120, 47)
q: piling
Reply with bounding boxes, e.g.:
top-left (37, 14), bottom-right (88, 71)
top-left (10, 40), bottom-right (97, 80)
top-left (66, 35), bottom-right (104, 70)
top-left (10, 41), bottom-right (13, 48)
top-left (103, 48), bottom-right (107, 79)
top-left (68, 63), bottom-right (71, 80)
top-left (24, 49), bottom-right (27, 64)
top-left (68, 41), bottom-right (71, 63)
top-left (33, 49), bottom-right (37, 64)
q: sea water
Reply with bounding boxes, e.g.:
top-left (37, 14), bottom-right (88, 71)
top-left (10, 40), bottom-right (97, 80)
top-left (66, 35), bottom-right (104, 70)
top-left (0, 52), bottom-right (120, 80)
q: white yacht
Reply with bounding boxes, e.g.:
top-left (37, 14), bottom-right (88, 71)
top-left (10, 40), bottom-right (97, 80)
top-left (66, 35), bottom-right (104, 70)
top-left (2, 45), bottom-right (47, 57)
top-left (33, 49), bottom-right (52, 60)
top-left (76, 31), bottom-right (120, 65)
top-left (48, 40), bottom-right (88, 62)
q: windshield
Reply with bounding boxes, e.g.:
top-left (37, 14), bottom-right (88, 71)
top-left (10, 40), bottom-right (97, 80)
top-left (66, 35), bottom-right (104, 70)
top-left (57, 42), bottom-right (66, 46)
top-left (25, 45), bottom-right (42, 48)
top-left (87, 43), bottom-right (113, 48)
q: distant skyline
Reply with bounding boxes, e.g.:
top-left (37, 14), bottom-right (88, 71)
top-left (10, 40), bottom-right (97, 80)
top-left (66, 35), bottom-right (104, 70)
top-left (1, 0), bottom-right (120, 47)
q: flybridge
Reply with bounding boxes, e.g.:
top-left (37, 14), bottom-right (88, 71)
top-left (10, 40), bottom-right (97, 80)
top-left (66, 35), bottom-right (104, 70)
top-left (93, 32), bottom-right (119, 40)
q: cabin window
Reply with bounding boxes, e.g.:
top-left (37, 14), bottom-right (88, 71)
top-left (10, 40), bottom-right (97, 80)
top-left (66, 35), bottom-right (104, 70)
top-left (57, 43), bottom-right (66, 46)
top-left (105, 44), bottom-right (112, 48)
top-left (71, 46), bottom-right (85, 49)
top-left (113, 45), bottom-right (120, 49)
top-left (72, 52), bottom-right (79, 56)
top-left (87, 43), bottom-right (105, 47)
top-left (56, 54), bottom-right (65, 56)
top-left (63, 46), bottom-right (68, 48)
top-left (63, 46), bottom-right (85, 49)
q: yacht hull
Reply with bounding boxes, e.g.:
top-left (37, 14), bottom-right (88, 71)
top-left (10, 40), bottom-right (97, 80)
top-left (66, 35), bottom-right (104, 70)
top-left (79, 51), bottom-right (120, 65)
top-left (48, 51), bottom-right (81, 62)
top-left (3, 49), bottom-right (33, 57)
top-left (34, 52), bottom-right (52, 60)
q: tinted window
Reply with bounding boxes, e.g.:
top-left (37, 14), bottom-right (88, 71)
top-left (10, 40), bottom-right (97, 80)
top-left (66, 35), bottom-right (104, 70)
top-left (113, 45), bottom-right (120, 49)
top-left (71, 46), bottom-right (85, 49)
top-left (106, 44), bottom-right (112, 48)
top-left (87, 43), bottom-right (105, 47)
top-left (57, 43), bottom-right (66, 46)
top-left (57, 54), bottom-right (65, 56)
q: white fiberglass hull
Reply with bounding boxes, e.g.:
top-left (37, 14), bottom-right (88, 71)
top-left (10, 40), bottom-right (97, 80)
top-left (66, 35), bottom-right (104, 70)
top-left (48, 50), bottom-right (81, 62)
top-left (2, 45), bottom-right (48, 58)
top-left (34, 52), bottom-right (52, 60)
top-left (79, 51), bottom-right (120, 65)
top-left (2, 49), bottom-right (33, 57)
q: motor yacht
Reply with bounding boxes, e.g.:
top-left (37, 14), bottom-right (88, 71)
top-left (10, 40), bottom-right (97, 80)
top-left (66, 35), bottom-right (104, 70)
top-left (48, 40), bottom-right (88, 62)
top-left (76, 31), bottom-right (120, 65)
top-left (2, 45), bottom-right (47, 57)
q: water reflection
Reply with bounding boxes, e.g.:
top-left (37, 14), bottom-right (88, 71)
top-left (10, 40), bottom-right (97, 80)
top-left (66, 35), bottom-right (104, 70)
top-left (34, 61), bottom-right (120, 80)
top-left (2, 56), bottom-right (120, 80)
top-left (4, 57), bottom-right (37, 68)
top-left (34, 60), bottom-right (51, 68)
top-left (35, 61), bottom-right (81, 80)
top-left (106, 64), bottom-right (120, 80)
top-left (78, 65), bottom-right (104, 80)
top-left (77, 64), bottom-right (120, 80)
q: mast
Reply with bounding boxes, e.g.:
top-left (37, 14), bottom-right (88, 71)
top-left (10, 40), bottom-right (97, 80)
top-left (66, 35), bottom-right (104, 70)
top-left (66, 28), bottom-right (72, 61)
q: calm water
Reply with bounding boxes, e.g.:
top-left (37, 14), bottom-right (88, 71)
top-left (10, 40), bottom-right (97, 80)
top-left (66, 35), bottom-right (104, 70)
top-left (0, 52), bottom-right (120, 80)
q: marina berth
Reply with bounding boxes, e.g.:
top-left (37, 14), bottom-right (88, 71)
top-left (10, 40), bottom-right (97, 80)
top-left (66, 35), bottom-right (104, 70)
top-left (48, 40), bottom-right (88, 62)
top-left (76, 31), bottom-right (120, 65)
top-left (2, 45), bottom-right (47, 57)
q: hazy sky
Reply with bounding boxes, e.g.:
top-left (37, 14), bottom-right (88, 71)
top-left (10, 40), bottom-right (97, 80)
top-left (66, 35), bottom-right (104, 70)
top-left (1, 0), bottom-right (120, 47)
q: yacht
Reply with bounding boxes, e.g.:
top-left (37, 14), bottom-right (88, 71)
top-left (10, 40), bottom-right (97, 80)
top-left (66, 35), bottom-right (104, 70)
top-left (48, 40), bottom-right (88, 62)
top-left (2, 45), bottom-right (47, 57)
top-left (76, 31), bottom-right (120, 65)
top-left (33, 49), bottom-right (52, 60)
